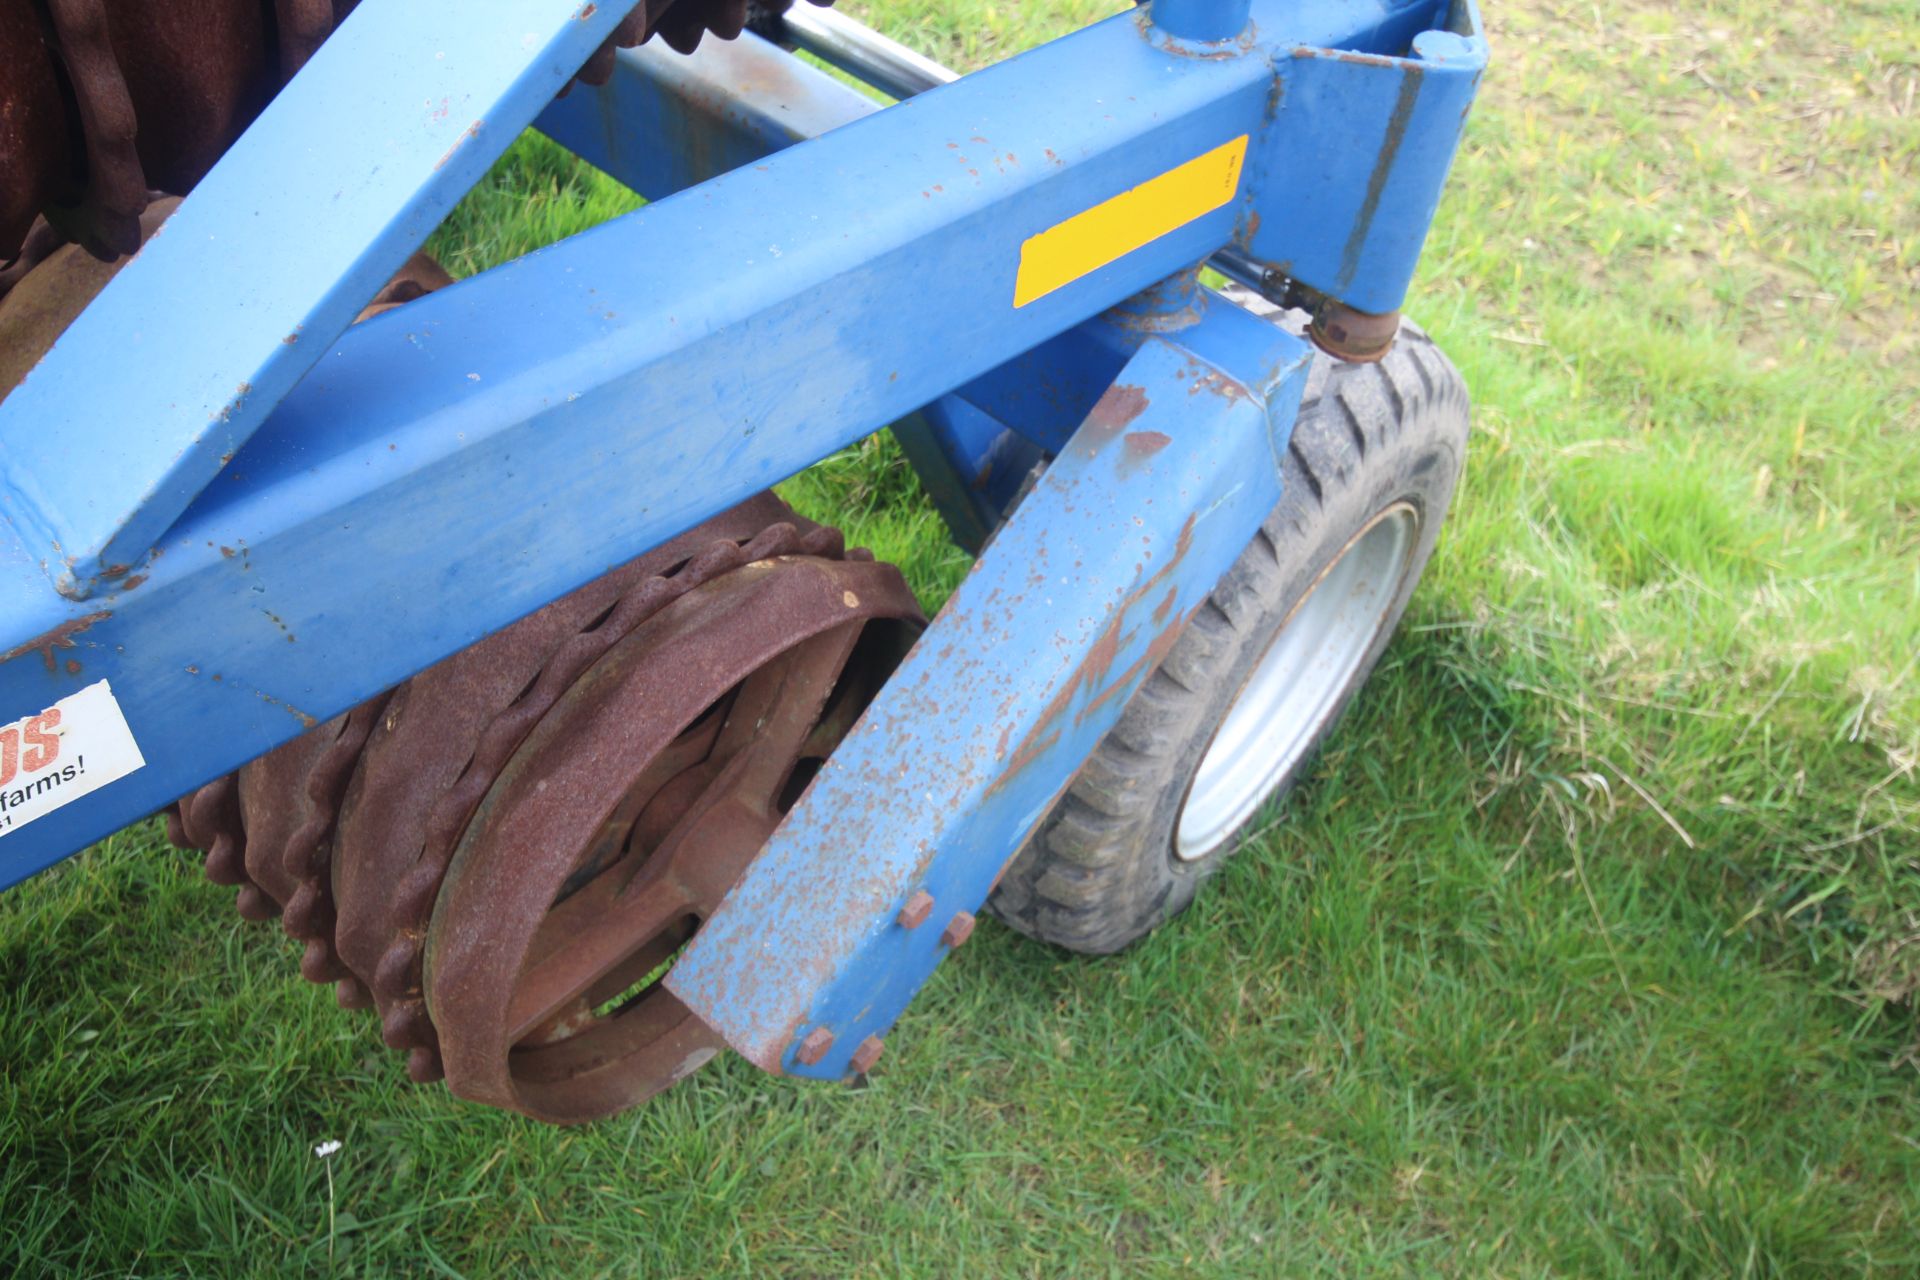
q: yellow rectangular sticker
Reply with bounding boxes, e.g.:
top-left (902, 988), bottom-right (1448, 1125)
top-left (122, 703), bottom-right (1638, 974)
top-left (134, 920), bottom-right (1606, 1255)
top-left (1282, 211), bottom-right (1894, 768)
top-left (1013, 134), bottom-right (1248, 309)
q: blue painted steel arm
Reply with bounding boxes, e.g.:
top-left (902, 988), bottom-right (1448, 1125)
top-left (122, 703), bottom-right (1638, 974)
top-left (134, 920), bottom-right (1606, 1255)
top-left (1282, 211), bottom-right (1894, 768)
top-left (0, 0), bottom-right (645, 599)
top-left (668, 293), bottom-right (1315, 1076)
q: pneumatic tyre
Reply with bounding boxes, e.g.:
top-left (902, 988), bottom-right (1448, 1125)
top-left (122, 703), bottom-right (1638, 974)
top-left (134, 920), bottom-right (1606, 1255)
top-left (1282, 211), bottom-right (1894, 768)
top-left (986, 288), bottom-right (1471, 954)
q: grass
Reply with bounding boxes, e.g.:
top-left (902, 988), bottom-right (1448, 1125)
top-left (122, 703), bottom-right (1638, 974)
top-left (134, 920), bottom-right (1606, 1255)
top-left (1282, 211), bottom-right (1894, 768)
top-left (4, 0), bottom-right (1918, 1274)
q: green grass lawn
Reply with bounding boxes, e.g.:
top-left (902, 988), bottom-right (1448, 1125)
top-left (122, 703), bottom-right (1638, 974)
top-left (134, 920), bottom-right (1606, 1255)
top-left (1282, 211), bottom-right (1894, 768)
top-left (4, 1), bottom-right (1917, 1274)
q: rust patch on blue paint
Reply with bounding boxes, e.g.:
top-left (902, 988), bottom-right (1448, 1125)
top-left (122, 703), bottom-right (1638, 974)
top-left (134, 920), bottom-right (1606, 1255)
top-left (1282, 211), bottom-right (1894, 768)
top-left (1177, 359), bottom-right (1253, 403)
top-left (216, 380), bottom-right (253, 424)
top-left (991, 514), bottom-right (1198, 793)
top-left (1, 611), bottom-right (111, 672)
top-left (434, 120), bottom-right (484, 172)
top-left (1292, 46), bottom-right (1402, 69)
top-left (1083, 383), bottom-right (1149, 447)
top-left (1081, 598), bottom-right (1200, 726)
top-left (257, 689), bottom-right (318, 729)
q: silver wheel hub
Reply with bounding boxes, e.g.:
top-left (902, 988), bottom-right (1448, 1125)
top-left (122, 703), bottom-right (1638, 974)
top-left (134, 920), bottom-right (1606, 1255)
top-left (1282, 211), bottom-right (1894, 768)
top-left (1174, 505), bottom-right (1419, 862)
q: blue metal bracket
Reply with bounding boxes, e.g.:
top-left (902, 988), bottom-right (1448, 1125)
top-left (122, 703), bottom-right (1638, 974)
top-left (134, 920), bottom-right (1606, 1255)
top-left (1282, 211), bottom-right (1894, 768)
top-left (0, 3), bottom-right (1271, 884)
top-left (1241, 0), bottom-right (1487, 315)
top-left (667, 294), bottom-right (1314, 1076)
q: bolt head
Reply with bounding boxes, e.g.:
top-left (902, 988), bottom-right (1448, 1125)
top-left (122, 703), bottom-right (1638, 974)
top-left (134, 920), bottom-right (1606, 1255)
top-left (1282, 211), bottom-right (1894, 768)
top-left (940, 910), bottom-right (976, 949)
top-left (795, 1027), bottom-right (834, 1066)
top-left (897, 890), bottom-right (934, 929)
top-left (849, 1035), bottom-right (885, 1075)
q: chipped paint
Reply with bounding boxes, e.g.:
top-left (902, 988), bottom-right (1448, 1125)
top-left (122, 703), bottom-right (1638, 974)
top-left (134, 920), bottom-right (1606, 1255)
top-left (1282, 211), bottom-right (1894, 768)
top-left (992, 504), bottom-right (1196, 794)
top-left (1083, 383), bottom-right (1149, 442)
top-left (253, 689), bottom-right (318, 730)
top-left (434, 120), bottom-right (484, 172)
top-left (0, 612), bottom-right (112, 672)
top-left (216, 380), bottom-right (252, 424)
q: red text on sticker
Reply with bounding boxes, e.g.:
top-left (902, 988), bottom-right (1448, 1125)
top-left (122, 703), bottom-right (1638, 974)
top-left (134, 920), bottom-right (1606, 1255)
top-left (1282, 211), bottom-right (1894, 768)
top-left (0, 708), bottom-right (61, 787)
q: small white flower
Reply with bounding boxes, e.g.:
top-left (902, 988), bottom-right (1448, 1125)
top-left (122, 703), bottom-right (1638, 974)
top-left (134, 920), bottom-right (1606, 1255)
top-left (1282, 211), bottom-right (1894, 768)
top-left (314, 1139), bottom-right (342, 1159)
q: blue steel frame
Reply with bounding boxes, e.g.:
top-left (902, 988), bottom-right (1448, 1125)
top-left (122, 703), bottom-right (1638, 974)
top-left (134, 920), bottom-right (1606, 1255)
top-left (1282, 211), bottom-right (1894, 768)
top-left (0, 0), bottom-right (1484, 1076)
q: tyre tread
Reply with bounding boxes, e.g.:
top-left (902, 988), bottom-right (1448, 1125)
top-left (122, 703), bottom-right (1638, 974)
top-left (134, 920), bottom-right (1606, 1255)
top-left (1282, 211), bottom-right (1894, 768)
top-left (987, 304), bottom-right (1470, 954)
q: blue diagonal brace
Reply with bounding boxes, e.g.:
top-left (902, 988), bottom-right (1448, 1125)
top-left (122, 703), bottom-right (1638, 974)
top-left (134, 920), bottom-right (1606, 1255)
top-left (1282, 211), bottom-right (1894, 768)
top-left (667, 294), bottom-right (1314, 1076)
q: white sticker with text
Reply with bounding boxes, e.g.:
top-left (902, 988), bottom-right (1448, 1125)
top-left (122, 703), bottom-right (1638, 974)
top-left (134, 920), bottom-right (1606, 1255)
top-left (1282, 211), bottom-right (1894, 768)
top-left (0, 681), bottom-right (145, 837)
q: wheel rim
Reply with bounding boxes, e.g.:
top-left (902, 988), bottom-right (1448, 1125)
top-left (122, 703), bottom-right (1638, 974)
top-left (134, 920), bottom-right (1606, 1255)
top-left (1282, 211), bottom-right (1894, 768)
top-left (1174, 504), bottom-right (1419, 862)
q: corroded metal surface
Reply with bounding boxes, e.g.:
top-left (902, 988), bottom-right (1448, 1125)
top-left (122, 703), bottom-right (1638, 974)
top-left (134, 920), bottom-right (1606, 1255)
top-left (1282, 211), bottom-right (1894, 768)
top-left (338, 495), bottom-right (847, 1084)
top-left (246, 698), bottom-right (391, 986)
top-left (426, 555), bottom-right (921, 1122)
top-left (1307, 300), bottom-right (1401, 363)
top-left (2, 0), bottom-right (281, 267)
top-left (172, 493), bottom-right (921, 1121)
